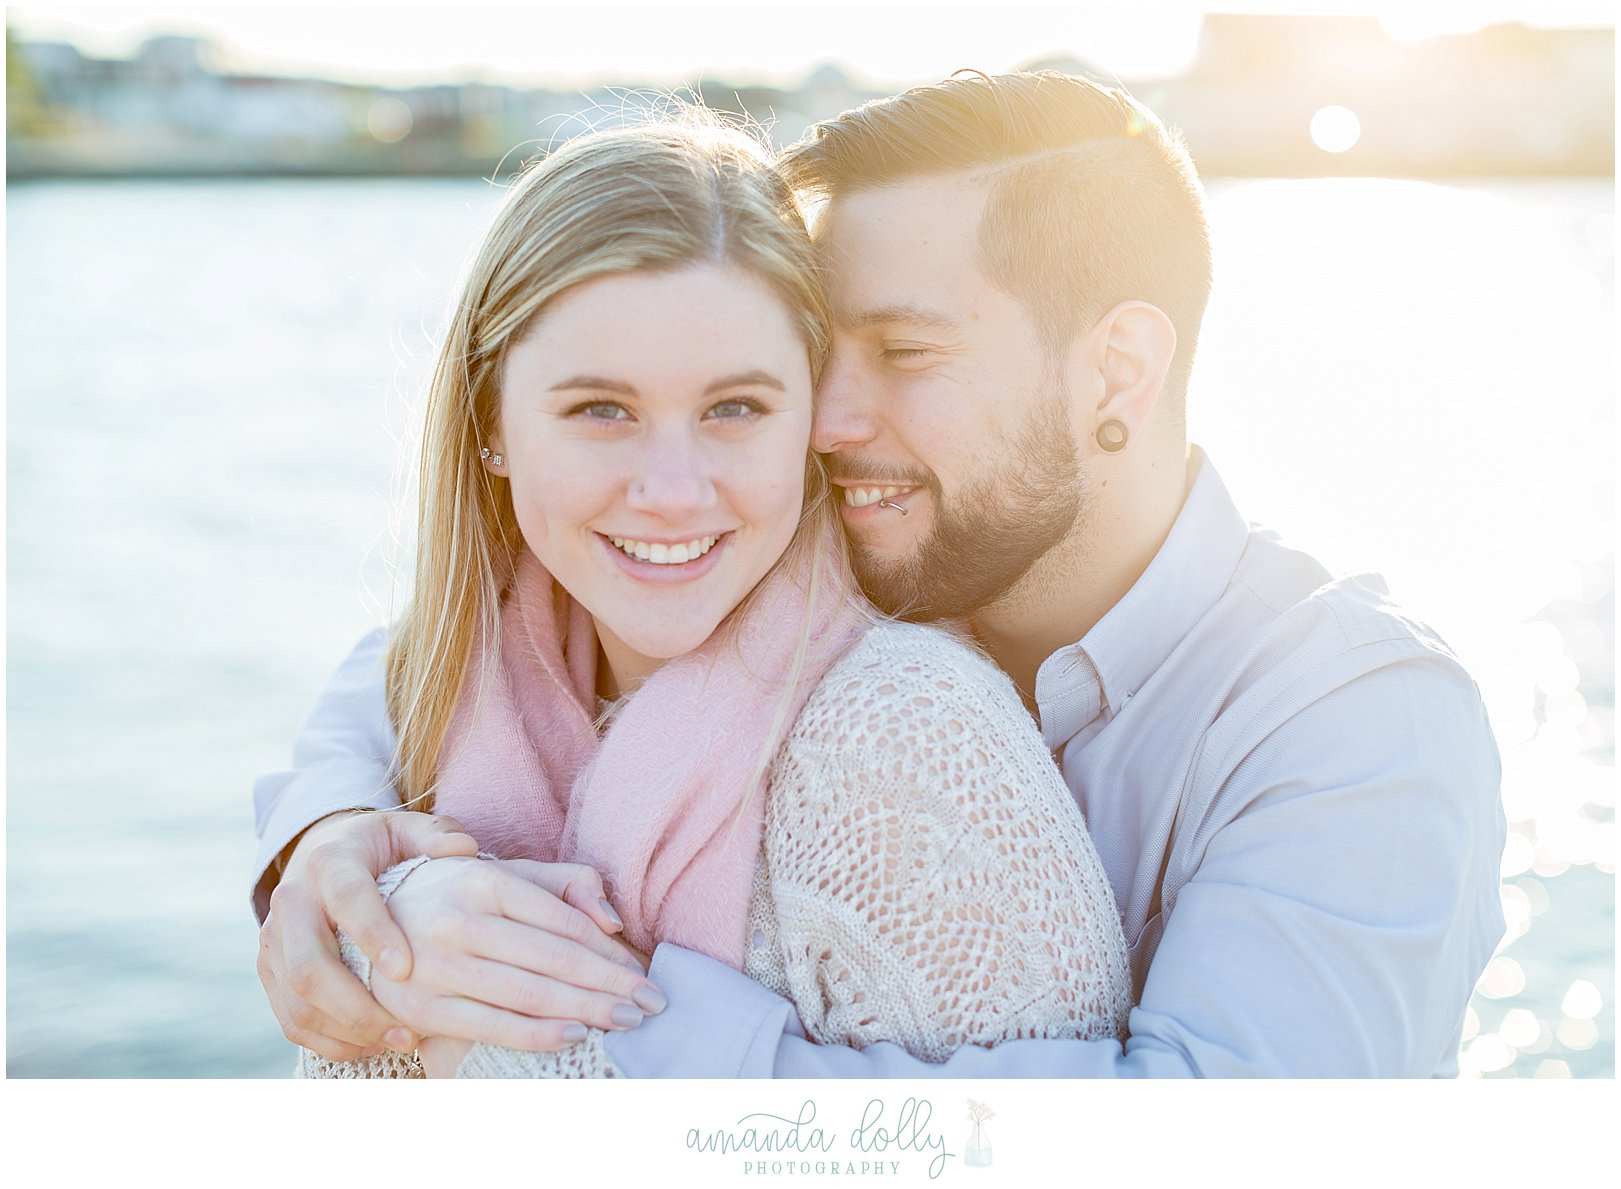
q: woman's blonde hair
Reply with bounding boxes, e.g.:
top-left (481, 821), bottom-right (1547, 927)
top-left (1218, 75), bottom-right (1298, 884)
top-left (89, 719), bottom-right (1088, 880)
top-left (388, 110), bottom-right (845, 810)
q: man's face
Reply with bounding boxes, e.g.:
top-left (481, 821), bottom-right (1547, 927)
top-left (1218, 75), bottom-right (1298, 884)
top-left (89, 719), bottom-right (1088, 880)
top-left (812, 176), bottom-right (1086, 621)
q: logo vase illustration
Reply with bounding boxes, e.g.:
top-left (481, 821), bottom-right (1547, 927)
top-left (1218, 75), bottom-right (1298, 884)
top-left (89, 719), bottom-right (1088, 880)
top-left (964, 1099), bottom-right (994, 1168)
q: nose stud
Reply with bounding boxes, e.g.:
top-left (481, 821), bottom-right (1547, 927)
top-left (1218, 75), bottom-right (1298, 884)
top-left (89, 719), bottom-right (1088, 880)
top-left (878, 500), bottom-right (909, 516)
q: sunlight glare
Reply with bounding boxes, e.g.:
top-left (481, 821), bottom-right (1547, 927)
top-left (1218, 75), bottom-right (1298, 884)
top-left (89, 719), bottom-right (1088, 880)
top-left (1560, 980), bottom-right (1602, 1019)
top-left (1309, 106), bottom-right (1361, 153)
top-left (1478, 956), bottom-right (1526, 998)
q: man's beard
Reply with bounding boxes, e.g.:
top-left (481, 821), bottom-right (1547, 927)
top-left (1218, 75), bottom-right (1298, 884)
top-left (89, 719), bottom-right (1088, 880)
top-left (844, 388), bottom-right (1086, 622)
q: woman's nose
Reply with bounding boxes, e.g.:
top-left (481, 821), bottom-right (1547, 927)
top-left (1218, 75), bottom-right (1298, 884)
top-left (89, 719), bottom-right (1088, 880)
top-left (624, 434), bottom-right (718, 519)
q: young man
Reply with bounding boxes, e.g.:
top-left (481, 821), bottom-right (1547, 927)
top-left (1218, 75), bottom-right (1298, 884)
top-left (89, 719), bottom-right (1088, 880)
top-left (255, 72), bottom-right (1506, 1076)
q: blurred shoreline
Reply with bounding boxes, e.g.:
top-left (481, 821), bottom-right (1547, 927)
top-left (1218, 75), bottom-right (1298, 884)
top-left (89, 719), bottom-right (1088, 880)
top-left (8, 14), bottom-right (1613, 180)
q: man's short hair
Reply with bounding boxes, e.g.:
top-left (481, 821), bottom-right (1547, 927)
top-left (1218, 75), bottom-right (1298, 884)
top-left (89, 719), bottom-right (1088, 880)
top-left (780, 71), bottom-right (1213, 409)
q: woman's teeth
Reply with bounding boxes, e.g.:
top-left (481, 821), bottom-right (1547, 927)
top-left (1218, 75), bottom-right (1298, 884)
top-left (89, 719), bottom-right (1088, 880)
top-left (843, 485), bottom-right (908, 508)
top-left (609, 535), bottom-right (719, 564)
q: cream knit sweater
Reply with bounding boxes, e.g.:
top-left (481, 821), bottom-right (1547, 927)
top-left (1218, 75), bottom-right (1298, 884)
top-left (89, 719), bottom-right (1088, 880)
top-left (301, 621), bottom-right (1132, 1079)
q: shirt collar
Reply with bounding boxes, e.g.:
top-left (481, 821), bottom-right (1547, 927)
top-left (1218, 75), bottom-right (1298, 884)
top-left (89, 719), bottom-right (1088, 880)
top-left (1036, 448), bottom-right (1250, 749)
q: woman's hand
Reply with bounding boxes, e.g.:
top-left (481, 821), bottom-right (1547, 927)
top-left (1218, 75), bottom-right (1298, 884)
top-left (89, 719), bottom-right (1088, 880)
top-left (367, 855), bottom-right (667, 1056)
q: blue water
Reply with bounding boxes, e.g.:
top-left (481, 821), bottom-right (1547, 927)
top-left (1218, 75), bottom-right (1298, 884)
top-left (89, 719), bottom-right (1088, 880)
top-left (5, 177), bottom-right (1612, 1077)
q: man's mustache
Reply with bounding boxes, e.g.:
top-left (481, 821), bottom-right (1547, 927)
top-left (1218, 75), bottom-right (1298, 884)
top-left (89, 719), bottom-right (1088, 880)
top-left (818, 453), bottom-right (934, 489)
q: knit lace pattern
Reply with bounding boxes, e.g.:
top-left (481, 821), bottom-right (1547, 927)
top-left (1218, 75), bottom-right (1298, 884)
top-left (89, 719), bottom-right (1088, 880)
top-left (301, 621), bottom-right (1132, 1078)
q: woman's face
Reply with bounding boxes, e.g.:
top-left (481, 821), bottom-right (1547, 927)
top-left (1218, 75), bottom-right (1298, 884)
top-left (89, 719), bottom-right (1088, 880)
top-left (494, 263), bottom-right (814, 689)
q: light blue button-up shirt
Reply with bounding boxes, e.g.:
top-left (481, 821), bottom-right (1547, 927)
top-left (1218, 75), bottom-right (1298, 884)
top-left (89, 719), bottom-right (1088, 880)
top-left (254, 452), bottom-right (1507, 1077)
top-left (600, 452), bottom-right (1508, 1077)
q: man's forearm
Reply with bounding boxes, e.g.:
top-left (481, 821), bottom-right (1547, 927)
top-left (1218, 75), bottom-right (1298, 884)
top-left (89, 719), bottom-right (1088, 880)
top-left (252, 627), bottom-right (401, 921)
top-left (606, 947), bottom-right (1156, 1077)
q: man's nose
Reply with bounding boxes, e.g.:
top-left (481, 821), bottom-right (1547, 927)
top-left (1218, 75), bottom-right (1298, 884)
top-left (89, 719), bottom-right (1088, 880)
top-left (812, 349), bottom-right (880, 456)
top-left (626, 432), bottom-right (718, 520)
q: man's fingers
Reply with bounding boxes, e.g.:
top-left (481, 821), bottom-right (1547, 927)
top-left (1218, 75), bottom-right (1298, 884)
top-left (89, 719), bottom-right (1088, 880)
top-left (261, 900), bottom-right (413, 1055)
top-left (320, 861), bottom-right (417, 983)
top-left (502, 859), bottom-right (622, 935)
top-left (276, 992), bottom-right (386, 1063)
top-left (385, 810), bottom-right (479, 862)
top-left (257, 926), bottom-right (370, 1060)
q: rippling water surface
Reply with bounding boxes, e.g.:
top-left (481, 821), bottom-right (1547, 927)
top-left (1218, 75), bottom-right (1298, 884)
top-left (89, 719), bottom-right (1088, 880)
top-left (6, 176), bottom-right (1612, 1077)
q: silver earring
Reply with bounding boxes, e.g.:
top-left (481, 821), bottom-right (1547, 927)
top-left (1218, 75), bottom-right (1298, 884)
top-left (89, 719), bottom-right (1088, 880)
top-left (480, 447), bottom-right (504, 467)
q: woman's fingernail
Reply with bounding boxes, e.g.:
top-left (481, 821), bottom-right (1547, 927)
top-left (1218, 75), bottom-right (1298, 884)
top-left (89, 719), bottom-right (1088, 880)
top-left (610, 1004), bottom-right (644, 1029)
top-left (562, 1024), bottom-right (589, 1044)
top-left (631, 985), bottom-right (668, 1014)
top-left (385, 1028), bottom-right (413, 1050)
top-left (598, 899), bottom-right (623, 929)
top-left (378, 947), bottom-right (408, 980)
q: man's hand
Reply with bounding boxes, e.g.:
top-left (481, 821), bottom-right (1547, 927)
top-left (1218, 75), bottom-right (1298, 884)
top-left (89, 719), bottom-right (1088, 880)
top-left (369, 855), bottom-right (665, 1054)
top-left (258, 809), bottom-right (480, 1060)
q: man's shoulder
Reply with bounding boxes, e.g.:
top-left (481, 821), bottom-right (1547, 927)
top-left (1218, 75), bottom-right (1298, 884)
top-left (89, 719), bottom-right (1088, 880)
top-left (1178, 531), bottom-right (1487, 768)
top-left (1231, 523), bottom-right (1463, 666)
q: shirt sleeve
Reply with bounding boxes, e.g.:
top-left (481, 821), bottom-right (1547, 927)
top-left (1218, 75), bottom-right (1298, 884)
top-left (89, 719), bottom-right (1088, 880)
top-left (606, 652), bottom-right (1506, 1078)
top-left (251, 627), bottom-right (402, 922)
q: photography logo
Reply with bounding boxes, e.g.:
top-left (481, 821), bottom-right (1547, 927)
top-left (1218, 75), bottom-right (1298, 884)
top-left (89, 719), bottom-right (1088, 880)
top-left (963, 1099), bottom-right (994, 1169)
top-left (686, 1096), bottom-right (954, 1179)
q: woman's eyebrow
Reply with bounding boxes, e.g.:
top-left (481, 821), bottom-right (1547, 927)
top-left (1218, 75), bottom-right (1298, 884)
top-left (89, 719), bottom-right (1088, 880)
top-left (549, 375), bottom-right (636, 393)
top-left (704, 370), bottom-right (787, 395)
top-left (547, 371), bottom-right (786, 395)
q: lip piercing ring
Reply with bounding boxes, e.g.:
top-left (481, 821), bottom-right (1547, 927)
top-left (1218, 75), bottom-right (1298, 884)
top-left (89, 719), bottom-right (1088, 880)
top-left (878, 500), bottom-right (909, 515)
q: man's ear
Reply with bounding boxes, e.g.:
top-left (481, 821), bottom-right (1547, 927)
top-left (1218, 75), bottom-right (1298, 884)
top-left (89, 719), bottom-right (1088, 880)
top-left (1073, 301), bottom-right (1176, 453)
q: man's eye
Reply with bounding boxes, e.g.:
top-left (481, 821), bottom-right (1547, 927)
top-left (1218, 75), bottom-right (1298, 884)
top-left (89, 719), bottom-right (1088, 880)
top-left (881, 347), bottom-right (932, 363)
top-left (706, 398), bottom-right (764, 420)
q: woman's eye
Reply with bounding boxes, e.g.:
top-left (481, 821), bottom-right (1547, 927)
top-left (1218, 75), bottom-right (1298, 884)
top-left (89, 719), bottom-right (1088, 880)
top-left (706, 398), bottom-right (763, 421)
top-left (571, 402), bottom-right (629, 421)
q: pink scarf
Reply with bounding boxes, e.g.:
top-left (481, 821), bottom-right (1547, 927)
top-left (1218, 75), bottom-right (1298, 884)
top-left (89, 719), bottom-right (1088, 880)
top-left (431, 531), bottom-right (866, 968)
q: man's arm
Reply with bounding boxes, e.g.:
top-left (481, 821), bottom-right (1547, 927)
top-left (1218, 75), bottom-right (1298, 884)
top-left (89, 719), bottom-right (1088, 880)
top-left (252, 628), bottom-right (402, 921)
top-left (254, 630), bottom-right (664, 1061)
top-left (606, 654), bottom-right (1507, 1077)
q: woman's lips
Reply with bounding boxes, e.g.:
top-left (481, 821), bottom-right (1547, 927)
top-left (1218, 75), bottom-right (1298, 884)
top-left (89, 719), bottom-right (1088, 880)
top-left (599, 531), bottom-right (730, 582)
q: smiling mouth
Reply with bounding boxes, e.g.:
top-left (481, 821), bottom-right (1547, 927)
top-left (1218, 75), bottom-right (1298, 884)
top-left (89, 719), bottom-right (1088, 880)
top-left (838, 484), bottom-right (918, 508)
top-left (605, 533), bottom-right (722, 565)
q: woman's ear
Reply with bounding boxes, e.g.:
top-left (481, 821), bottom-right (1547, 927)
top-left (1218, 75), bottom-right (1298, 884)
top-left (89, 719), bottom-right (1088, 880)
top-left (479, 436), bottom-right (508, 473)
top-left (1073, 300), bottom-right (1176, 455)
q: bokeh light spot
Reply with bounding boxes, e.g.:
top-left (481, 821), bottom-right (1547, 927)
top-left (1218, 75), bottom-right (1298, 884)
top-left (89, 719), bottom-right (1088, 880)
top-left (1310, 106), bottom-right (1361, 153)
top-left (1464, 1033), bottom-right (1516, 1072)
top-left (1478, 956), bottom-right (1526, 999)
top-left (1556, 1017), bottom-right (1598, 1050)
top-left (1499, 1008), bottom-right (1541, 1048)
top-left (1560, 980), bottom-right (1603, 1019)
top-left (367, 97), bottom-right (413, 144)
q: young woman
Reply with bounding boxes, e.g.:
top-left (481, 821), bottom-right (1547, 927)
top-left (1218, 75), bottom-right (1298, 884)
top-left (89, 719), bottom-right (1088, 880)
top-left (303, 111), bottom-right (1131, 1078)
